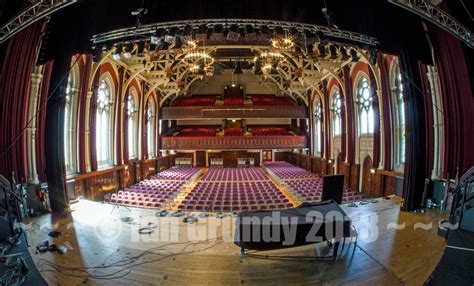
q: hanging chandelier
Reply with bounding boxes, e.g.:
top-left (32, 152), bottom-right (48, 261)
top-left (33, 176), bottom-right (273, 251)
top-left (271, 36), bottom-right (294, 51)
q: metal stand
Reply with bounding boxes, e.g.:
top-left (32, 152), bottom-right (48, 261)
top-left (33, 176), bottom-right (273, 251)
top-left (110, 188), bottom-right (131, 214)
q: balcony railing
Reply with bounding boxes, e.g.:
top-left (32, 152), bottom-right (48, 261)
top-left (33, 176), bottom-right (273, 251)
top-left (161, 105), bottom-right (308, 120)
top-left (162, 136), bottom-right (307, 150)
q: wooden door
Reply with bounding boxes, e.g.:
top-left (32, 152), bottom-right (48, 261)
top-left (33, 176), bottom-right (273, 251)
top-left (361, 156), bottom-right (373, 196)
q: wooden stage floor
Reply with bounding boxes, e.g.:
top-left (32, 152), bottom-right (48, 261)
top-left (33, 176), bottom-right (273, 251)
top-left (25, 197), bottom-right (447, 285)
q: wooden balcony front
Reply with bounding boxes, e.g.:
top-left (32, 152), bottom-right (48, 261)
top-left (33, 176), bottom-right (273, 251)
top-left (161, 105), bottom-right (308, 119)
top-left (161, 135), bottom-right (307, 150)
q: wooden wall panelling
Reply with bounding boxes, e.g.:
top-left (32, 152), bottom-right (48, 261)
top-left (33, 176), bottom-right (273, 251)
top-left (195, 151), bottom-right (206, 167)
top-left (350, 164), bottom-right (360, 191)
top-left (274, 151), bottom-right (291, 162)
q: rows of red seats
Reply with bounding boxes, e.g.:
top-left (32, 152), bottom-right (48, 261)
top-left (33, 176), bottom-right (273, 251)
top-left (251, 95), bottom-right (295, 106)
top-left (264, 161), bottom-right (367, 203)
top-left (224, 97), bottom-right (244, 106)
top-left (224, 127), bottom-right (243, 136)
top-left (179, 168), bottom-right (293, 212)
top-left (177, 128), bottom-right (216, 137)
top-left (172, 95), bottom-right (216, 107)
top-left (104, 167), bottom-right (202, 209)
top-left (251, 128), bottom-right (290, 136)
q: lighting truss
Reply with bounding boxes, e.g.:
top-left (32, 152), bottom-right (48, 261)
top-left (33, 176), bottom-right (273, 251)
top-left (0, 0), bottom-right (76, 44)
top-left (91, 18), bottom-right (378, 46)
top-left (388, 0), bottom-right (473, 49)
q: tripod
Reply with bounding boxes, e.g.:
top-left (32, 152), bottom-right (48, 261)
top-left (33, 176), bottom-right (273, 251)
top-left (110, 187), bottom-right (131, 214)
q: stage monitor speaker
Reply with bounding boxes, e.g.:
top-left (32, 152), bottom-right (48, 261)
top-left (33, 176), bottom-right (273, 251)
top-left (321, 174), bottom-right (345, 204)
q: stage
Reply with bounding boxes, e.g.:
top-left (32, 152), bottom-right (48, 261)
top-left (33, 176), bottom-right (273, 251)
top-left (24, 197), bottom-right (447, 285)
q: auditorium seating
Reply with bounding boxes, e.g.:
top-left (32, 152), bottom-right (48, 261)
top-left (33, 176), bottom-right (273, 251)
top-left (251, 95), bottom-right (295, 106)
top-left (104, 167), bottom-right (202, 208)
top-left (224, 127), bottom-right (244, 136)
top-left (264, 161), bottom-right (366, 203)
top-left (178, 167), bottom-right (293, 212)
top-left (251, 127), bottom-right (290, 136)
top-left (172, 95), bottom-right (216, 106)
top-left (150, 167), bottom-right (202, 181)
top-left (176, 128), bottom-right (216, 137)
top-left (224, 97), bottom-right (244, 106)
top-left (201, 167), bottom-right (267, 181)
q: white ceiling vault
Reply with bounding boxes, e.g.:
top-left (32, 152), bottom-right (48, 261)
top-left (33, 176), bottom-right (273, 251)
top-left (91, 19), bottom-right (378, 107)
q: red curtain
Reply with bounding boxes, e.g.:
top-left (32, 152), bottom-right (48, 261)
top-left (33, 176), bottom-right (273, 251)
top-left (0, 21), bottom-right (46, 181)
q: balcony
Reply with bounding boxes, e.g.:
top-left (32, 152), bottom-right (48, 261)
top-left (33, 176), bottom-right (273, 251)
top-left (161, 105), bottom-right (308, 120)
top-left (161, 135), bottom-right (307, 150)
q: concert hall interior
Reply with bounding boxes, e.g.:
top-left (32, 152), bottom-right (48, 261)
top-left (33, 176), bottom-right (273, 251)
top-left (0, 0), bottom-right (473, 285)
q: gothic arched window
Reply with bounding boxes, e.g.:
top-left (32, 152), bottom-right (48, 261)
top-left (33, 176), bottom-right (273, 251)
top-left (357, 77), bottom-right (374, 134)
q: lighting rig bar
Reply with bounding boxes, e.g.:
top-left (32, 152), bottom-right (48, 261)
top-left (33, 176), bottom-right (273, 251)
top-left (91, 18), bottom-right (378, 46)
top-left (0, 0), bottom-right (77, 44)
top-left (388, 0), bottom-right (474, 48)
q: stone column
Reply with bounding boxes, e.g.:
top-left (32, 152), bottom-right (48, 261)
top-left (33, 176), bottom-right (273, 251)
top-left (26, 71), bottom-right (43, 183)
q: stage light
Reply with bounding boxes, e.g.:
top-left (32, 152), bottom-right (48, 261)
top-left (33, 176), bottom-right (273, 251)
top-left (232, 119), bottom-right (236, 123)
top-left (368, 49), bottom-right (377, 65)
top-left (175, 36), bottom-right (184, 48)
top-left (370, 168), bottom-right (376, 174)
top-left (122, 44), bottom-right (132, 58)
top-left (340, 46), bottom-right (350, 60)
top-left (329, 44), bottom-right (338, 59)
top-left (210, 25), bottom-right (225, 41)
top-left (137, 41), bottom-right (145, 57)
top-left (274, 26), bottom-right (284, 35)
top-left (317, 43), bottom-right (327, 58)
top-left (234, 61), bottom-right (243, 74)
top-left (350, 49), bottom-right (360, 62)
top-left (231, 83), bottom-right (236, 87)
top-left (155, 28), bottom-right (165, 38)
top-left (112, 45), bottom-right (121, 60)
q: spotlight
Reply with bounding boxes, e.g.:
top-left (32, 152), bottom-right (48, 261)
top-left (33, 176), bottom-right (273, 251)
top-left (155, 28), bottom-right (165, 38)
top-left (306, 43), bottom-right (315, 58)
top-left (368, 49), bottom-right (377, 65)
top-left (234, 61), bottom-right (243, 74)
top-left (329, 45), bottom-right (338, 59)
top-left (122, 44), bottom-right (132, 58)
top-left (227, 26), bottom-right (240, 41)
top-left (131, 8), bottom-right (147, 16)
top-left (340, 46), bottom-right (350, 60)
top-left (210, 25), bottom-right (224, 41)
top-left (92, 46), bottom-right (101, 62)
top-left (175, 36), bottom-right (184, 48)
top-left (112, 45), bottom-right (121, 60)
top-left (317, 43), bottom-right (327, 58)
top-left (151, 36), bottom-right (161, 45)
top-left (137, 41), bottom-right (145, 57)
top-left (274, 26), bottom-right (284, 35)
top-left (350, 49), bottom-right (360, 62)
top-left (245, 25), bottom-right (257, 41)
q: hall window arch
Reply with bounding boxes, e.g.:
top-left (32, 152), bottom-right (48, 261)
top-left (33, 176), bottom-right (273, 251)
top-left (356, 76), bottom-right (375, 135)
top-left (390, 60), bottom-right (406, 168)
top-left (146, 96), bottom-right (157, 158)
top-left (64, 60), bottom-right (80, 175)
top-left (331, 88), bottom-right (343, 137)
top-left (127, 87), bottom-right (139, 160)
top-left (96, 75), bottom-right (115, 168)
top-left (313, 97), bottom-right (323, 156)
